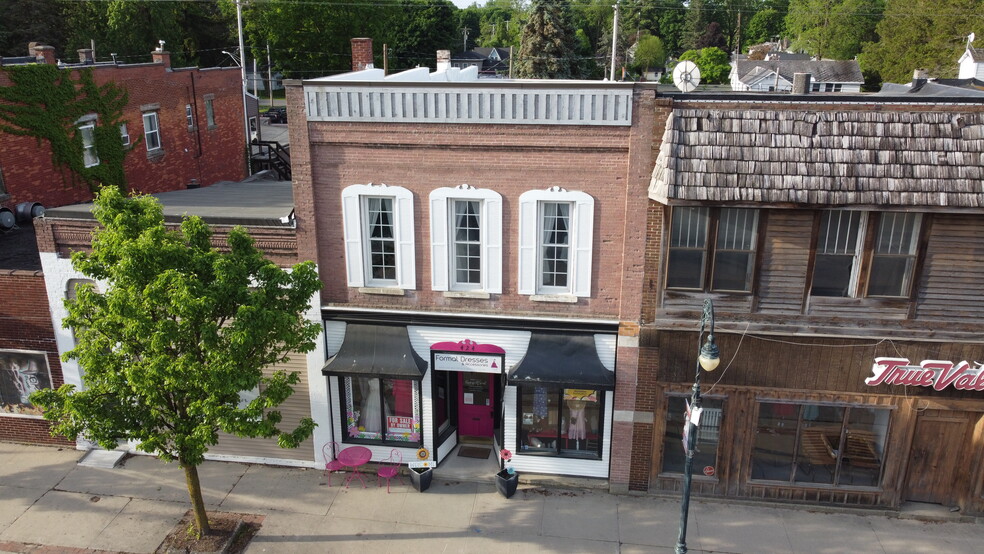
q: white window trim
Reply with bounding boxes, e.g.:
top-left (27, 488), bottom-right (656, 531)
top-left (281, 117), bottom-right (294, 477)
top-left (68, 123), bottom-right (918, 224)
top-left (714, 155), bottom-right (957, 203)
top-left (79, 123), bottom-right (99, 168)
top-left (341, 183), bottom-right (415, 290)
top-left (143, 111), bottom-right (161, 151)
top-left (518, 187), bottom-right (594, 297)
top-left (815, 210), bottom-right (867, 298)
top-left (429, 184), bottom-right (502, 294)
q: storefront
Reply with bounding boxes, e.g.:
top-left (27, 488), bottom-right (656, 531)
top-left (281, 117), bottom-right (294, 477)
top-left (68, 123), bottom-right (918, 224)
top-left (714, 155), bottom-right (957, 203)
top-left (647, 331), bottom-right (984, 514)
top-left (321, 312), bottom-right (617, 478)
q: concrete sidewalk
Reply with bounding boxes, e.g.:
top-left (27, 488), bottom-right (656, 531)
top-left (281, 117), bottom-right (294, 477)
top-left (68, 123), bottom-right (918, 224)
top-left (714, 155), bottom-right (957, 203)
top-left (0, 443), bottom-right (981, 553)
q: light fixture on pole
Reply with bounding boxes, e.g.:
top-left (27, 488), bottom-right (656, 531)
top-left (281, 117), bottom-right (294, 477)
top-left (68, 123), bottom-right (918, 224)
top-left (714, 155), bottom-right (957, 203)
top-left (675, 298), bottom-right (719, 554)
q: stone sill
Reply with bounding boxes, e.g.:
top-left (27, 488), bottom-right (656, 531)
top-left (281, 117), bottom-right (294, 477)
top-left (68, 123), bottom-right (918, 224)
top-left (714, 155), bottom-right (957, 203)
top-left (358, 287), bottom-right (405, 296)
top-left (443, 291), bottom-right (491, 300)
top-left (530, 294), bottom-right (578, 303)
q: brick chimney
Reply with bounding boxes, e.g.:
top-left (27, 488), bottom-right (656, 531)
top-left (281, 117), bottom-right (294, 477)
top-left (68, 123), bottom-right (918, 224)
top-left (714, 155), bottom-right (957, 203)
top-left (78, 48), bottom-right (94, 65)
top-left (152, 48), bottom-right (171, 69)
top-left (351, 38), bottom-right (373, 71)
top-left (28, 42), bottom-right (56, 65)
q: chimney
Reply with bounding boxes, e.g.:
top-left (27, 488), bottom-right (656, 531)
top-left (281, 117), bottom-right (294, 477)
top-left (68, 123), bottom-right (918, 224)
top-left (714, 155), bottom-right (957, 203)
top-left (351, 38), bottom-right (373, 71)
top-left (912, 69), bottom-right (928, 89)
top-left (152, 49), bottom-right (171, 69)
top-left (792, 72), bottom-right (812, 94)
top-left (78, 48), bottom-right (94, 65)
top-left (436, 50), bottom-right (451, 72)
top-left (29, 42), bottom-right (56, 65)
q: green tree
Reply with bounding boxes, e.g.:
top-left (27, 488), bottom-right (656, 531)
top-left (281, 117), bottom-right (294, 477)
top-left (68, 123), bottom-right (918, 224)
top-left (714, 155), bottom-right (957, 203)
top-left (746, 8), bottom-right (785, 46)
top-left (31, 188), bottom-right (322, 538)
top-left (785, 0), bottom-right (883, 60)
top-left (679, 46), bottom-right (731, 83)
top-left (1, 0), bottom-right (68, 57)
top-left (0, 65), bottom-right (129, 192)
top-left (515, 0), bottom-right (580, 78)
top-left (859, 0), bottom-right (984, 84)
top-left (390, 0), bottom-right (458, 69)
top-left (632, 34), bottom-right (667, 75)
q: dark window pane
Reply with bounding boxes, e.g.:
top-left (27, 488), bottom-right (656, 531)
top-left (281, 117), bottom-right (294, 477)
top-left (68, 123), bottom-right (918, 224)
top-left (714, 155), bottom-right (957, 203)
top-left (667, 250), bottom-right (705, 289)
top-left (712, 251), bottom-right (753, 292)
top-left (867, 256), bottom-right (911, 297)
top-left (520, 386), bottom-right (558, 454)
top-left (662, 396), bottom-right (723, 474)
top-left (751, 402), bottom-right (799, 482)
top-left (811, 254), bottom-right (854, 296)
top-left (794, 405), bottom-right (844, 485)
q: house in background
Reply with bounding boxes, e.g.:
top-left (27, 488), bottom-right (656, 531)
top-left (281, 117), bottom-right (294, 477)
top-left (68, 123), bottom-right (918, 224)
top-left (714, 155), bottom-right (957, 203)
top-left (451, 47), bottom-right (510, 77)
top-left (958, 34), bottom-right (983, 80)
top-left (730, 56), bottom-right (863, 92)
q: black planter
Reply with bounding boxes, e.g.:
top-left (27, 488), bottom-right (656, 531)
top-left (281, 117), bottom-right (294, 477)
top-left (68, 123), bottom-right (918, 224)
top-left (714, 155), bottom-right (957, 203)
top-left (409, 466), bottom-right (433, 492)
top-left (495, 469), bottom-right (519, 498)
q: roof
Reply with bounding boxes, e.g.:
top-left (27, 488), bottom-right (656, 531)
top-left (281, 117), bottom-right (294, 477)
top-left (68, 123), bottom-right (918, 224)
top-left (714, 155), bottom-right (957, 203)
top-left (649, 107), bottom-right (984, 209)
top-left (733, 59), bottom-right (863, 85)
top-left (44, 175), bottom-right (294, 227)
top-left (0, 223), bottom-right (40, 271)
top-left (969, 47), bottom-right (984, 63)
top-left (878, 79), bottom-right (984, 97)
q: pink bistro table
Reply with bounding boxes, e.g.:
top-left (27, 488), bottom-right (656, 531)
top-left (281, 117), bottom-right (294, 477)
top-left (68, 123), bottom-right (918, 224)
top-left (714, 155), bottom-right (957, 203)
top-left (336, 446), bottom-right (372, 488)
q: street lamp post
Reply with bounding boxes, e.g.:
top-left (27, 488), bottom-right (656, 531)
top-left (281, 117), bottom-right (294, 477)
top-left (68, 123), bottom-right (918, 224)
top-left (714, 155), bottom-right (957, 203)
top-left (675, 298), bottom-right (720, 554)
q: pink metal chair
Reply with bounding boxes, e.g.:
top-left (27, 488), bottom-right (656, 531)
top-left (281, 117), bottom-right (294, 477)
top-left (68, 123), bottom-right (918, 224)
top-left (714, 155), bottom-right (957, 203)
top-left (322, 442), bottom-right (345, 487)
top-left (376, 448), bottom-right (404, 493)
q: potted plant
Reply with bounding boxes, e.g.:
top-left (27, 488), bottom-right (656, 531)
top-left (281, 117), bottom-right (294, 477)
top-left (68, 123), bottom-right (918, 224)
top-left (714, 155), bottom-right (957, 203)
top-left (495, 448), bottom-right (519, 498)
top-left (409, 448), bottom-right (433, 492)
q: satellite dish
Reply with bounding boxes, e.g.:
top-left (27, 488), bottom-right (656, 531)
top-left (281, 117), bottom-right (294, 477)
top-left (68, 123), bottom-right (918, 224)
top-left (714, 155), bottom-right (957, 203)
top-left (673, 61), bottom-right (701, 93)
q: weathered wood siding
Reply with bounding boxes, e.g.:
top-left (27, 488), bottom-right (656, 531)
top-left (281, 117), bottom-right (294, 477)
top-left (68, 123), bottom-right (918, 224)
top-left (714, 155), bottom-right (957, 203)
top-left (210, 353), bottom-right (315, 462)
top-left (915, 214), bottom-right (984, 320)
top-left (755, 210), bottom-right (811, 315)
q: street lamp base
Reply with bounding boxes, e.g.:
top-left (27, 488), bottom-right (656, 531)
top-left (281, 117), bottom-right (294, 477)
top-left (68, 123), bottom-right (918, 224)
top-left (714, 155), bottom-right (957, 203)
top-left (675, 542), bottom-right (687, 554)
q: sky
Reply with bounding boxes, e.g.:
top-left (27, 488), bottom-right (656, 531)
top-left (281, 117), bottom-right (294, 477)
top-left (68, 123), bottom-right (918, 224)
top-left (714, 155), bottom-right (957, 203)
top-left (452, 0), bottom-right (483, 8)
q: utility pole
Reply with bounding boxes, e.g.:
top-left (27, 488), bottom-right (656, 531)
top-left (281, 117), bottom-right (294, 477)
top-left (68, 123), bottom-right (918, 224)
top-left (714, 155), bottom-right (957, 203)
top-left (462, 27), bottom-right (470, 52)
top-left (383, 44), bottom-right (389, 75)
top-left (267, 43), bottom-right (272, 107)
top-left (609, 1), bottom-right (620, 81)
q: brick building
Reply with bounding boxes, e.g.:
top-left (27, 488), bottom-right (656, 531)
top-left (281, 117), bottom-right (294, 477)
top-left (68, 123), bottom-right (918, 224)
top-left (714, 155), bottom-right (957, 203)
top-left (0, 43), bottom-right (247, 212)
top-left (0, 43), bottom-right (247, 445)
top-left (286, 39), bottom-right (664, 487)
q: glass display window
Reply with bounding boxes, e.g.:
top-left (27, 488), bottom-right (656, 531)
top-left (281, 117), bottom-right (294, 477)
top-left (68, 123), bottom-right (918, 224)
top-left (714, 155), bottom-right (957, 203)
top-left (518, 386), bottom-right (603, 459)
top-left (342, 377), bottom-right (421, 445)
top-left (661, 395), bottom-right (725, 475)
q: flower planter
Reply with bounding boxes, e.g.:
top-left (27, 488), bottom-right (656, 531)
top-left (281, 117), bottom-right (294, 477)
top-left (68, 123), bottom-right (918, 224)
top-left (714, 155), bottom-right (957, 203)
top-left (495, 469), bottom-right (519, 498)
top-left (409, 466), bottom-right (433, 492)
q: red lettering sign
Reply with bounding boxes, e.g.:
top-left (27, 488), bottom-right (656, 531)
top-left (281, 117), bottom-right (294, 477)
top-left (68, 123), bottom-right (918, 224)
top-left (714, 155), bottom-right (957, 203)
top-left (866, 358), bottom-right (984, 392)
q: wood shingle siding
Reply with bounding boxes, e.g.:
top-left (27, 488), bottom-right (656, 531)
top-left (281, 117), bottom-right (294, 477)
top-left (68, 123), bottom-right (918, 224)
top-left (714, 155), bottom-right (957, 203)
top-left (650, 108), bottom-right (984, 208)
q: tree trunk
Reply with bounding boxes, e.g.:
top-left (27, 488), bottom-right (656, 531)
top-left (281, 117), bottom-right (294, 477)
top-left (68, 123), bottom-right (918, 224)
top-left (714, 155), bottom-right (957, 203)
top-left (182, 461), bottom-right (211, 537)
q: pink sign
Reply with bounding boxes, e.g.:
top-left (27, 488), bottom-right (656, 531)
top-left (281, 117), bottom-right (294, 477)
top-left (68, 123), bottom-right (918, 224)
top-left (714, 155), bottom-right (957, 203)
top-left (866, 357), bottom-right (984, 391)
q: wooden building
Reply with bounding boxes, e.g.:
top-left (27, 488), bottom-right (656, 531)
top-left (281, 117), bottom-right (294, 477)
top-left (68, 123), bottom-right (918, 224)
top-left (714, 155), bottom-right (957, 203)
top-left (636, 96), bottom-right (984, 514)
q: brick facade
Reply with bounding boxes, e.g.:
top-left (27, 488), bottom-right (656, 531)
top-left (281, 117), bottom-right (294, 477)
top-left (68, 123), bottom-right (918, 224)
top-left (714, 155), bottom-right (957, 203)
top-left (0, 271), bottom-right (72, 446)
top-left (0, 49), bottom-right (247, 211)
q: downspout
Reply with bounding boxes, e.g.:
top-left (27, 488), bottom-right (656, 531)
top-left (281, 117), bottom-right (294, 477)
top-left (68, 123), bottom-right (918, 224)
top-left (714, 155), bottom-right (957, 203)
top-left (189, 72), bottom-right (204, 186)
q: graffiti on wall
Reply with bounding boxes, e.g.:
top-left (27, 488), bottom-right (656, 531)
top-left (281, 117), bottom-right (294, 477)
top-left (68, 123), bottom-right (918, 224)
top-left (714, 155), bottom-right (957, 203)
top-left (0, 350), bottom-right (53, 416)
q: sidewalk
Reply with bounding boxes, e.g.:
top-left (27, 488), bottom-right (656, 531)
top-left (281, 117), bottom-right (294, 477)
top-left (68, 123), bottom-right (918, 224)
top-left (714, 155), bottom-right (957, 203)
top-left (0, 442), bottom-right (981, 553)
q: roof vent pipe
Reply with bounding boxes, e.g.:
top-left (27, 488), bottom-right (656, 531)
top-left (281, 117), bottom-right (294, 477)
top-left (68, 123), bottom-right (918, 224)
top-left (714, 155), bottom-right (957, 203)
top-left (792, 72), bottom-right (811, 94)
top-left (912, 69), bottom-right (929, 89)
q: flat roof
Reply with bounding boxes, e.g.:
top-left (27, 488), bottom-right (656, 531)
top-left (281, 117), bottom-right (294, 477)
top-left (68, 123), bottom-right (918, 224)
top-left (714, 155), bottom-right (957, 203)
top-left (45, 177), bottom-right (295, 227)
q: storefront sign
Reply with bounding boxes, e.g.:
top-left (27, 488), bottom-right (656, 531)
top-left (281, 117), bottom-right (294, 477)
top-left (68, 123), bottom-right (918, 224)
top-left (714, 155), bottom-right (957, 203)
top-left (433, 352), bottom-right (502, 373)
top-left (564, 389), bottom-right (598, 402)
top-left (866, 357), bottom-right (984, 391)
top-left (703, 466), bottom-right (715, 477)
top-left (387, 416), bottom-right (414, 433)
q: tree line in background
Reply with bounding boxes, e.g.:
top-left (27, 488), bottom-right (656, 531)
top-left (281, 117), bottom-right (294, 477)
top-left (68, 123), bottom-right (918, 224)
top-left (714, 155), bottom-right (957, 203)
top-left (1, 0), bottom-right (982, 86)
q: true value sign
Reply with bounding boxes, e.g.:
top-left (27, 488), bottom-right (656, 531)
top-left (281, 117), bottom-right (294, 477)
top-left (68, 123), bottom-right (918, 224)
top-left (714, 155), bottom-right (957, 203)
top-left (865, 357), bottom-right (984, 391)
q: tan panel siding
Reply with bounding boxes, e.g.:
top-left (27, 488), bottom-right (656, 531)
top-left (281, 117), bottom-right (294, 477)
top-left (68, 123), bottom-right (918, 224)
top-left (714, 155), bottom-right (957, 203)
top-left (210, 353), bottom-right (315, 462)
top-left (755, 210), bottom-right (811, 314)
top-left (915, 214), bottom-right (984, 321)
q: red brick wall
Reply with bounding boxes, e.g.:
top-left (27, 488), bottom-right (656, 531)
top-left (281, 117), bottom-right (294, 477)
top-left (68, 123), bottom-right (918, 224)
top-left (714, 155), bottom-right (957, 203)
top-left (0, 271), bottom-right (72, 446)
top-left (0, 61), bottom-right (246, 211)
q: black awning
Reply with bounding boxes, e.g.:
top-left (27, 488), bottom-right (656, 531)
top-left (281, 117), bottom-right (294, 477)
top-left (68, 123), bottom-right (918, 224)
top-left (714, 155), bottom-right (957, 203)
top-left (322, 323), bottom-right (427, 381)
top-left (507, 332), bottom-right (615, 390)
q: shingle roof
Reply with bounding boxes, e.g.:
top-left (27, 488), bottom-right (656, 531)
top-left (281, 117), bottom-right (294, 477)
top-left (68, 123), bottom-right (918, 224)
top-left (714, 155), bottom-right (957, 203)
top-left (649, 107), bottom-right (984, 208)
top-left (969, 47), bottom-right (984, 63)
top-left (734, 59), bottom-right (863, 84)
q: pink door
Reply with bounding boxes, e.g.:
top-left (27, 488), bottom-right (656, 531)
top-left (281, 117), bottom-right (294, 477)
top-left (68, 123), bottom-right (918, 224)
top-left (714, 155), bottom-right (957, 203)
top-left (458, 374), bottom-right (494, 437)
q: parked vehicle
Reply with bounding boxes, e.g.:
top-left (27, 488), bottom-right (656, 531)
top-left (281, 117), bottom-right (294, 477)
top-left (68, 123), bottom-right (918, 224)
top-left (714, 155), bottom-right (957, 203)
top-left (265, 106), bottom-right (287, 124)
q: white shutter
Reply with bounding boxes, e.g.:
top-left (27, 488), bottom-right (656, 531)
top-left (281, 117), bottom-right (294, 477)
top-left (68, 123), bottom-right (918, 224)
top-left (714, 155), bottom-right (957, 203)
top-left (396, 193), bottom-right (416, 289)
top-left (484, 195), bottom-right (503, 294)
top-left (341, 190), bottom-right (365, 287)
top-left (430, 193), bottom-right (449, 291)
top-left (572, 195), bottom-right (594, 297)
top-left (517, 193), bottom-right (537, 295)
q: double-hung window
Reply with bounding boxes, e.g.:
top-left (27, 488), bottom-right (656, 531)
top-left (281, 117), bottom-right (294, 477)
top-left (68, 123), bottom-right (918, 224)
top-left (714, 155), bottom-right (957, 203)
top-left (518, 187), bottom-right (594, 297)
top-left (143, 111), bottom-right (161, 151)
top-left (79, 123), bottom-right (99, 167)
top-left (429, 185), bottom-right (502, 293)
top-left (811, 210), bottom-right (921, 298)
top-left (666, 207), bottom-right (759, 292)
top-left (341, 183), bottom-right (415, 290)
top-left (205, 96), bottom-right (216, 128)
top-left (185, 104), bottom-right (194, 128)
